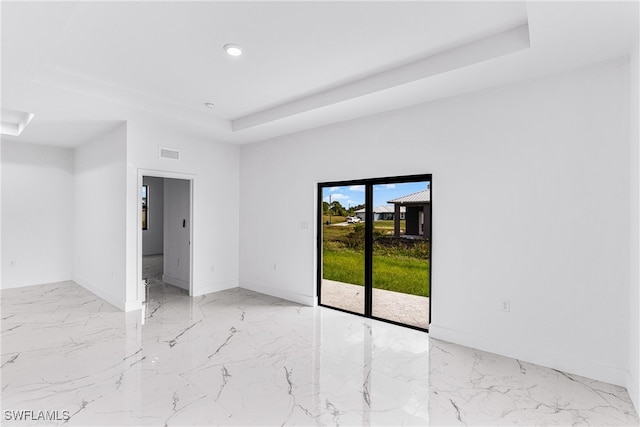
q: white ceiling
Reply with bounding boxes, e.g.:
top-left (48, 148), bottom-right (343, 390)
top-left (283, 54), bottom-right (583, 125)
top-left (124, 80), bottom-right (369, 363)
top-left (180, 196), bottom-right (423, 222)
top-left (1, 1), bottom-right (638, 146)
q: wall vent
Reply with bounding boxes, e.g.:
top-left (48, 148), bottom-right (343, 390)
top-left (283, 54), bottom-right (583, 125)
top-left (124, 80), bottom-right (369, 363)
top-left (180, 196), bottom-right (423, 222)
top-left (159, 147), bottom-right (180, 160)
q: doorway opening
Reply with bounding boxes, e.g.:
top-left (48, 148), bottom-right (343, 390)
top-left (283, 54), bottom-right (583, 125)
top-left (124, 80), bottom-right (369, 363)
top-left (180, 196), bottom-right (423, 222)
top-left (139, 171), bottom-right (194, 304)
top-left (317, 174), bottom-right (431, 331)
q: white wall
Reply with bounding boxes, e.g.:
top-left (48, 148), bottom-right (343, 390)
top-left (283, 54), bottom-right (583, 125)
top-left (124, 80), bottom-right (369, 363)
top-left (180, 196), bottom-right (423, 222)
top-left (142, 176), bottom-right (164, 255)
top-left (1, 141), bottom-right (73, 288)
top-left (240, 57), bottom-right (632, 387)
top-left (629, 42), bottom-right (640, 412)
top-left (73, 123), bottom-right (127, 310)
top-left (162, 178), bottom-right (190, 291)
top-left (1, 137), bottom-right (2, 288)
top-left (126, 117), bottom-right (240, 304)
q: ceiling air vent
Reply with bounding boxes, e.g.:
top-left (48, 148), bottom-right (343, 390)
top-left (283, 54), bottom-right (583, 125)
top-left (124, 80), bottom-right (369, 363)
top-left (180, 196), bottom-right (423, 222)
top-left (159, 147), bottom-right (180, 160)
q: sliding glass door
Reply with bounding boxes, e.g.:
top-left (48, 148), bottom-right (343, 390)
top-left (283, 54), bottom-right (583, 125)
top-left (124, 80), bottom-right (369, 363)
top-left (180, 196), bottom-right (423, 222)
top-left (318, 174), bottom-right (431, 330)
top-left (319, 186), bottom-right (365, 314)
top-left (371, 181), bottom-right (430, 329)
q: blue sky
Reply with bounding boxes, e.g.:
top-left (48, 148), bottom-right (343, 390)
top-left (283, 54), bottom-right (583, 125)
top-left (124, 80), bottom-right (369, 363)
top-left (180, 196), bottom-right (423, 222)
top-left (323, 180), bottom-right (430, 209)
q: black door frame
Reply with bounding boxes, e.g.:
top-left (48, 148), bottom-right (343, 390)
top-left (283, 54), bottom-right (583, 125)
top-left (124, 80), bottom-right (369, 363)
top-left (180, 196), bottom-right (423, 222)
top-left (317, 173), bottom-right (432, 331)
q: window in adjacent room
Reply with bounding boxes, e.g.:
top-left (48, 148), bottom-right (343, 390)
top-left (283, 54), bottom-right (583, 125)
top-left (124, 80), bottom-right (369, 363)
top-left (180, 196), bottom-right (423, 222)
top-left (142, 184), bottom-right (148, 230)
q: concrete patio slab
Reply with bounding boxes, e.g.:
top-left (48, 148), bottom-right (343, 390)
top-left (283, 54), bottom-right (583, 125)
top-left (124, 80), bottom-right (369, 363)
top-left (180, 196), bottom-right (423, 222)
top-left (320, 279), bottom-right (429, 329)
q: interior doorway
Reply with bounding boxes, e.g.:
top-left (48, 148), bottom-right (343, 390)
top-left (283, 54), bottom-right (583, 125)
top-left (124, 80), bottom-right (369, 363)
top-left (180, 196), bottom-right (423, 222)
top-left (317, 174), bottom-right (431, 331)
top-left (139, 171), bottom-right (194, 302)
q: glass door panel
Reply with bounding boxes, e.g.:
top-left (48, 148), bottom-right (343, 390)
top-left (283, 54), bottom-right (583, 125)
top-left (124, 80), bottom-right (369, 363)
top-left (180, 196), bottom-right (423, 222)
top-left (320, 186), bottom-right (365, 314)
top-left (371, 180), bottom-right (431, 329)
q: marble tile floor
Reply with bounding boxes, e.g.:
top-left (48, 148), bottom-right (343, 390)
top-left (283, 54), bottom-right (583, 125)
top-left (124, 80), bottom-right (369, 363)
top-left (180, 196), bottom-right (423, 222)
top-left (1, 280), bottom-right (639, 426)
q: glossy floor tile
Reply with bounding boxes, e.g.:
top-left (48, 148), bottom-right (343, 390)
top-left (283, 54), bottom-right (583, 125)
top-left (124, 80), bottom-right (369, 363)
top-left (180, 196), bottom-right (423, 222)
top-left (1, 280), bottom-right (638, 426)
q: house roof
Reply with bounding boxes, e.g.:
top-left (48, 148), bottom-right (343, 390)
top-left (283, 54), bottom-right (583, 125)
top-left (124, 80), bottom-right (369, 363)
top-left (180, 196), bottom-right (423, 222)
top-left (388, 190), bottom-right (431, 204)
top-left (355, 205), bottom-right (405, 214)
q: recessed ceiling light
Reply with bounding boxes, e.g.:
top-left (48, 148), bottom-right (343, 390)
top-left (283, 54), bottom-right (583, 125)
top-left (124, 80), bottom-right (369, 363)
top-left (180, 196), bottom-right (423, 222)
top-left (204, 102), bottom-right (215, 109)
top-left (223, 43), bottom-right (243, 57)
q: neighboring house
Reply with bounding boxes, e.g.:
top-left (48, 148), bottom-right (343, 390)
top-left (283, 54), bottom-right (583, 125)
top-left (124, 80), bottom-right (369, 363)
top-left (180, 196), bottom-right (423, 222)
top-left (355, 205), bottom-right (405, 221)
top-left (388, 190), bottom-right (431, 238)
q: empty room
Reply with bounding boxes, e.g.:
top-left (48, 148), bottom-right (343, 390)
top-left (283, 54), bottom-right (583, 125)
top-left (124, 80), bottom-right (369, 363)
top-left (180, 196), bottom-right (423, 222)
top-left (1, 1), bottom-right (639, 425)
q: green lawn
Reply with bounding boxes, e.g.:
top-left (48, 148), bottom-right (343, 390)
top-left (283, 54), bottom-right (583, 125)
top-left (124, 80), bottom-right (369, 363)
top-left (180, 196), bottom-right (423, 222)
top-left (322, 243), bottom-right (430, 298)
top-left (320, 217), bottom-right (429, 298)
top-left (373, 219), bottom-right (405, 232)
top-left (322, 223), bottom-right (351, 242)
top-left (322, 215), bottom-right (347, 224)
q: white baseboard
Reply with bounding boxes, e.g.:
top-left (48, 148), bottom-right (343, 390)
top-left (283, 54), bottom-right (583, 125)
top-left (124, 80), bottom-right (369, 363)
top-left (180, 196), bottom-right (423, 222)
top-left (192, 280), bottom-right (238, 297)
top-left (1, 277), bottom-right (73, 290)
top-left (240, 281), bottom-right (315, 306)
top-left (162, 274), bottom-right (189, 291)
top-left (72, 275), bottom-right (125, 312)
top-left (429, 323), bottom-right (627, 388)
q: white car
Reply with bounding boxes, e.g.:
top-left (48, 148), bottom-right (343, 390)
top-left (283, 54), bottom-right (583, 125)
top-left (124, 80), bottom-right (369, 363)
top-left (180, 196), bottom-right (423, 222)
top-left (346, 216), bottom-right (362, 223)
